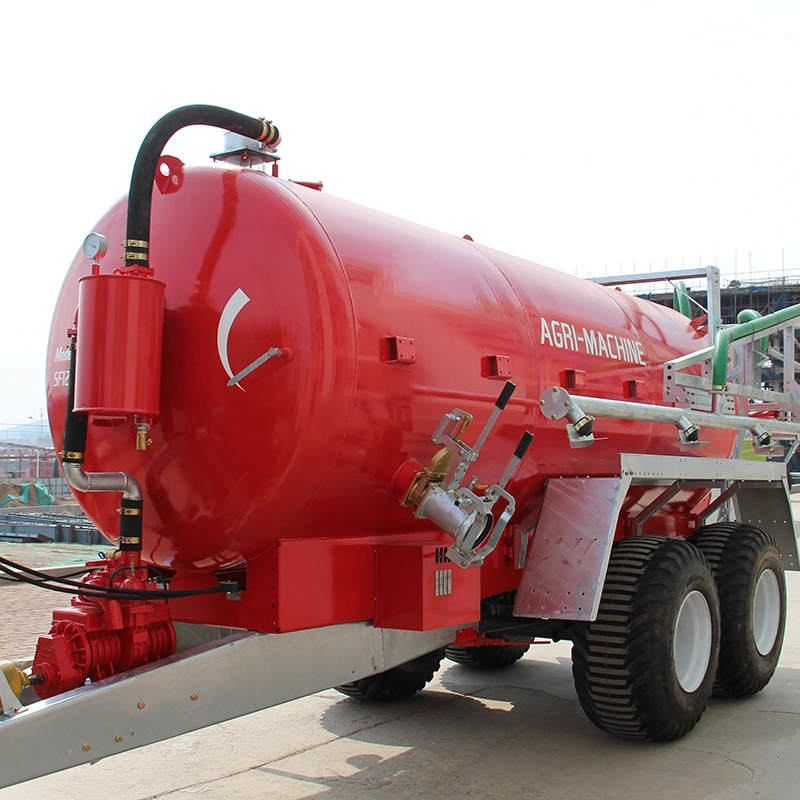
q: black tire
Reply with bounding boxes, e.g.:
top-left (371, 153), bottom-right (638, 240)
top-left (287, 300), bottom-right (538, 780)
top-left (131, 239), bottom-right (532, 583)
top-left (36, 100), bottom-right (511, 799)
top-left (572, 536), bottom-right (720, 741)
top-left (689, 522), bottom-right (786, 697)
top-left (335, 648), bottom-right (445, 701)
top-left (445, 644), bottom-right (530, 669)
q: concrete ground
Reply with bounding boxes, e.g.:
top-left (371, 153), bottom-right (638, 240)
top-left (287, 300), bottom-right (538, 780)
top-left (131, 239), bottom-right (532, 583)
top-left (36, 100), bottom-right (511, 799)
top-left (2, 544), bottom-right (800, 798)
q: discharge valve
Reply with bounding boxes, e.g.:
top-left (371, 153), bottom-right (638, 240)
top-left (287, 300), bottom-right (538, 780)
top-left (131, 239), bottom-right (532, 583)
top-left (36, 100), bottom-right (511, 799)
top-left (397, 381), bottom-right (532, 569)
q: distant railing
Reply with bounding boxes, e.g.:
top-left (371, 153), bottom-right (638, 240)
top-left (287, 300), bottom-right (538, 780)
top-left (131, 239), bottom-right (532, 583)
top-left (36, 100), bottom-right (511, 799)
top-left (594, 268), bottom-right (800, 299)
top-left (0, 507), bottom-right (105, 545)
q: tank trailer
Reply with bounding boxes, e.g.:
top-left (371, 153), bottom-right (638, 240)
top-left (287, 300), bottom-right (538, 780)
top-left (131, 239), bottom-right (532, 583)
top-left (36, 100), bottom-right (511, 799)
top-left (1, 105), bottom-right (799, 788)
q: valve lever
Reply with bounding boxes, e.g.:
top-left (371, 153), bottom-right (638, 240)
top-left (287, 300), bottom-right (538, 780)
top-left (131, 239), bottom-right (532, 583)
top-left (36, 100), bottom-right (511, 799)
top-left (441, 381), bottom-right (517, 493)
top-left (401, 382), bottom-right (531, 569)
top-left (498, 431), bottom-right (534, 490)
top-left (472, 381), bottom-right (516, 454)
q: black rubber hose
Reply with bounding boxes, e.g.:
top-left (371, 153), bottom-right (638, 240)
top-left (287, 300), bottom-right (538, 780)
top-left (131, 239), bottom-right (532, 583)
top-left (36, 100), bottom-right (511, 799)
top-left (125, 104), bottom-right (279, 265)
top-left (119, 497), bottom-right (143, 552)
top-left (0, 557), bottom-right (239, 600)
top-left (61, 336), bottom-right (88, 462)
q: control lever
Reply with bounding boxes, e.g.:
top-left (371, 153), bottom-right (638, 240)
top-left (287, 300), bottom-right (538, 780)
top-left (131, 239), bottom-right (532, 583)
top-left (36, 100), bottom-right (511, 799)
top-left (433, 381), bottom-right (517, 494)
top-left (400, 382), bottom-right (533, 568)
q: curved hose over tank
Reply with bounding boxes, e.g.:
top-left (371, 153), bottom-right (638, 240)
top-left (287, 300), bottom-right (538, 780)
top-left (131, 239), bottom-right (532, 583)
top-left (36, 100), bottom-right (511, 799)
top-left (61, 106), bottom-right (278, 551)
top-left (124, 105), bottom-right (280, 269)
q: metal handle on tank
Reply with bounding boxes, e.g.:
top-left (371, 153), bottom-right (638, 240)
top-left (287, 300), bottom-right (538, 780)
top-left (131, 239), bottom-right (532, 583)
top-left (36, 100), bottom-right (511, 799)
top-left (406, 382), bottom-right (533, 569)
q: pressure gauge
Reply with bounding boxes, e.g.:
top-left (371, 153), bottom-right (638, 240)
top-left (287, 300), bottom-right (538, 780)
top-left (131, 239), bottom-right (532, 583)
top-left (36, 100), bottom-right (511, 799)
top-left (82, 232), bottom-right (108, 261)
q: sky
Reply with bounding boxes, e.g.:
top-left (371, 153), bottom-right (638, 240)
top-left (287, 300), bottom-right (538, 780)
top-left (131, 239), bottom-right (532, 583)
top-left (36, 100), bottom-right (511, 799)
top-left (1, 0), bottom-right (799, 426)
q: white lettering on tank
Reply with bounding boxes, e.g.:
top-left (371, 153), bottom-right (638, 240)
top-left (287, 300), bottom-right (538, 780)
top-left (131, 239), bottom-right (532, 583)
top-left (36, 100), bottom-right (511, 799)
top-left (582, 328), bottom-right (597, 355)
top-left (621, 338), bottom-right (632, 362)
top-left (562, 324), bottom-right (576, 351)
top-left (540, 318), bottom-right (647, 365)
top-left (552, 321), bottom-right (564, 349)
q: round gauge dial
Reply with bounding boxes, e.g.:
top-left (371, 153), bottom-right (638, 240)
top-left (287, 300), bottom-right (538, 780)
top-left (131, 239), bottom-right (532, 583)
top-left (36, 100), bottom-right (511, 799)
top-left (82, 232), bottom-right (108, 260)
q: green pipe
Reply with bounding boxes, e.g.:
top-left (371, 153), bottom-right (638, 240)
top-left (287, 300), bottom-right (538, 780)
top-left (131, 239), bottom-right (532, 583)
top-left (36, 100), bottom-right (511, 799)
top-left (672, 281), bottom-right (692, 318)
top-left (712, 303), bottom-right (800, 389)
top-left (679, 281), bottom-right (692, 317)
top-left (736, 309), bottom-right (767, 353)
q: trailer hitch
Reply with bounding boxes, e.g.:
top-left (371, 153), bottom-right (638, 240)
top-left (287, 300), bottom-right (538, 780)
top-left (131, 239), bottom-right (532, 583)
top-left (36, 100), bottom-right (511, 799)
top-left (396, 382), bottom-right (532, 569)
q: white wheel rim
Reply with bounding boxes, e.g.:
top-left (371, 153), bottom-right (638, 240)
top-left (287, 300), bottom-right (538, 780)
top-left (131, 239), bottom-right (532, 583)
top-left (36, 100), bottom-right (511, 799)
top-left (673, 590), bottom-right (712, 693)
top-left (753, 568), bottom-right (781, 656)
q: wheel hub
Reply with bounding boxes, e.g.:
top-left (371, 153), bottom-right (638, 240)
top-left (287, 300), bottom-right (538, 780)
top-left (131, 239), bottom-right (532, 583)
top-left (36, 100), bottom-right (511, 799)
top-left (673, 590), bottom-right (712, 693)
top-left (753, 568), bottom-right (780, 656)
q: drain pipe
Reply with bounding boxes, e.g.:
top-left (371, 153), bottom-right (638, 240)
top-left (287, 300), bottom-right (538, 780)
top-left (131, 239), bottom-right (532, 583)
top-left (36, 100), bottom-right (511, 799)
top-left (61, 331), bottom-right (143, 553)
top-left (61, 464), bottom-right (141, 501)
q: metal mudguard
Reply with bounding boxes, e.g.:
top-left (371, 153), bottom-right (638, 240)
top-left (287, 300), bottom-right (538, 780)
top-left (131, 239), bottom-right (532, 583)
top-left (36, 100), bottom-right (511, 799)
top-left (513, 454), bottom-right (797, 623)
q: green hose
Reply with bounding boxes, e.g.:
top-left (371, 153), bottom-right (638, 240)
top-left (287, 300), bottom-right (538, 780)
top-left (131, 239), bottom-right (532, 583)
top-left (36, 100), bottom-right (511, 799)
top-left (712, 304), bottom-right (800, 389)
top-left (672, 281), bottom-right (692, 318)
top-left (736, 309), bottom-right (767, 354)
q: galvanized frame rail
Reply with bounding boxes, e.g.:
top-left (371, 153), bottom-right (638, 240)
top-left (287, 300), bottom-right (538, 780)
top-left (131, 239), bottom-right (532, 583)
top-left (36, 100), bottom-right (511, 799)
top-left (0, 622), bottom-right (458, 789)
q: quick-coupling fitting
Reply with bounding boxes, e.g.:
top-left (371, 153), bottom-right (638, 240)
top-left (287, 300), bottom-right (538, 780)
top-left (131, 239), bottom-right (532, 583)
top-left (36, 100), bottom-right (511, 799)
top-left (566, 400), bottom-right (595, 438)
top-left (676, 415), bottom-right (700, 443)
top-left (750, 424), bottom-right (771, 448)
top-left (414, 485), bottom-right (487, 543)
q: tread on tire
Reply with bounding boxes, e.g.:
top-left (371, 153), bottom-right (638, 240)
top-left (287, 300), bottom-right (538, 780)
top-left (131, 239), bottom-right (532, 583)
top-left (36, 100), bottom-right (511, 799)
top-left (572, 536), bottom-right (720, 741)
top-left (689, 522), bottom-right (786, 697)
top-left (445, 644), bottom-right (530, 669)
top-left (335, 648), bottom-right (445, 702)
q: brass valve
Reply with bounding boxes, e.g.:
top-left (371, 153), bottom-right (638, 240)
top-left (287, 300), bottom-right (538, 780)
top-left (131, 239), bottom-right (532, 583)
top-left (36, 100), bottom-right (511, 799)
top-left (402, 448), bottom-right (455, 509)
top-left (136, 423), bottom-right (151, 451)
top-left (397, 381), bottom-right (532, 568)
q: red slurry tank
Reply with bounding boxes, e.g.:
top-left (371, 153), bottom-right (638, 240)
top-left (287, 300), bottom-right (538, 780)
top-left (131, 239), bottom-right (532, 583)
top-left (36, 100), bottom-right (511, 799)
top-left (2, 107), bottom-right (793, 771)
top-left (47, 166), bottom-right (735, 571)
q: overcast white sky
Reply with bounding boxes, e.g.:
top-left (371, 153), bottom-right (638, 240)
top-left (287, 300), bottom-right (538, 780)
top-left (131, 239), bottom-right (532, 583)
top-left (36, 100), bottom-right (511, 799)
top-left (1, 0), bottom-right (798, 426)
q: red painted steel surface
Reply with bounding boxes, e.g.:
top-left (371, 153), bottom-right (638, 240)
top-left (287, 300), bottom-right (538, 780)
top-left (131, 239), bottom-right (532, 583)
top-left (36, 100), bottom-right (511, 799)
top-left (375, 544), bottom-right (481, 631)
top-left (47, 165), bottom-right (736, 585)
top-left (75, 273), bottom-right (165, 416)
top-left (166, 532), bottom-right (454, 632)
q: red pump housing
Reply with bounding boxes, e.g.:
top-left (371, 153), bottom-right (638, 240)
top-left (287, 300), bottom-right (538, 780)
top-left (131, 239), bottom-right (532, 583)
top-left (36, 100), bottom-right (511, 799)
top-left (32, 558), bottom-right (176, 699)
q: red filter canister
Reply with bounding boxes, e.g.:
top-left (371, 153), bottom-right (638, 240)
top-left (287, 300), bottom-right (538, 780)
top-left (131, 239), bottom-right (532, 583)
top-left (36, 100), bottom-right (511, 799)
top-left (74, 273), bottom-right (166, 416)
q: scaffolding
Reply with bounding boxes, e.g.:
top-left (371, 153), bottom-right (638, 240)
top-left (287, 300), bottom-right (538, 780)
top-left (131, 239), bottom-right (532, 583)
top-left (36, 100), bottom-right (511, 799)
top-left (0, 444), bottom-right (58, 481)
top-left (639, 275), bottom-right (800, 326)
top-left (596, 269), bottom-right (800, 398)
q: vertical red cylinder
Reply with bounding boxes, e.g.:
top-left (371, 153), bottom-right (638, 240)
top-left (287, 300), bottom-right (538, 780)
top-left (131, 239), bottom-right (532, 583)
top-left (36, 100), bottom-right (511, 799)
top-left (74, 273), bottom-right (166, 416)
